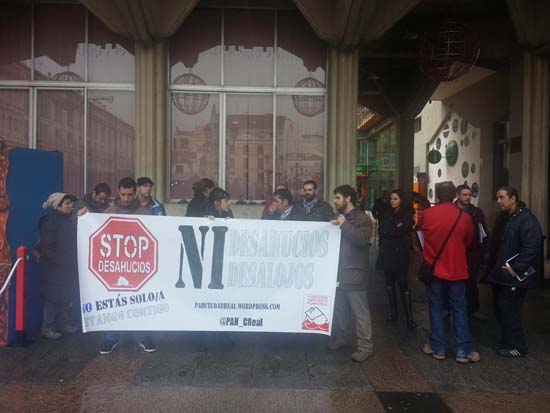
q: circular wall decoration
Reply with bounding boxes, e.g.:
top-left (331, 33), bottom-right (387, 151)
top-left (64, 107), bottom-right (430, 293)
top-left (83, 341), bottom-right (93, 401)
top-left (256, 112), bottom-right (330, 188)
top-left (443, 123), bottom-right (450, 138)
top-left (427, 149), bottom-right (442, 164)
top-left (437, 169), bottom-right (442, 177)
top-left (429, 188), bottom-right (434, 199)
top-left (472, 183), bottom-right (479, 197)
top-left (436, 138), bottom-right (442, 149)
top-left (471, 163), bottom-right (476, 173)
top-left (172, 73), bottom-right (209, 115)
top-left (452, 118), bottom-right (459, 133)
top-left (464, 135), bottom-right (470, 146)
top-left (460, 119), bottom-right (468, 134)
top-left (292, 77), bottom-right (326, 116)
top-left (445, 140), bottom-right (459, 166)
top-left (461, 161), bottom-right (469, 178)
top-left (464, 180), bottom-right (468, 186)
top-left (460, 140), bottom-right (464, 146)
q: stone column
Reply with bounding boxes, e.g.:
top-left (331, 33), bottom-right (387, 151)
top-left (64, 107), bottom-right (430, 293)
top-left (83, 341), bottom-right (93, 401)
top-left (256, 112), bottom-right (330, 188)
top-left (521, 52), bottom-right (549, 231)
top-left (327, 47), bottom-right (358, 195)
top-left (135, 41), bottom-right (168, 201)
top-left (397, 115), bottom-right (415, 191)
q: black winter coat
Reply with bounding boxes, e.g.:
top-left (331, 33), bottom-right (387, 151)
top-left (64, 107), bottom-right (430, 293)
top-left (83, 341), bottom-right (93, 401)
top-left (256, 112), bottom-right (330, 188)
top-left (378, 210), bottom-right (414, 274)
top-left (186, 193), bottom-right (208, 217)
top-left (488, 205), bottom-right (543, 288)
top-left (302, 199), bottom-right (335, 222)
top-left (38, 210), bottom-right (78, 303)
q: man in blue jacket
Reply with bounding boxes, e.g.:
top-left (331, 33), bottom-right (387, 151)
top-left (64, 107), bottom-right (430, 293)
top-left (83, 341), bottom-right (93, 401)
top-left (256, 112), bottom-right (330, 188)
top-left (488, 186), bottom-right (543, 358)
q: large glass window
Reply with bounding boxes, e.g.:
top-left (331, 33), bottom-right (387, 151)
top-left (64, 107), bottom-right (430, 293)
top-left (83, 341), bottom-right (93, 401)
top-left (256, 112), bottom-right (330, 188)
top-left (169, 8), bottom-right (326, 201)
top-left (0, 3), bottom-right (135, 196)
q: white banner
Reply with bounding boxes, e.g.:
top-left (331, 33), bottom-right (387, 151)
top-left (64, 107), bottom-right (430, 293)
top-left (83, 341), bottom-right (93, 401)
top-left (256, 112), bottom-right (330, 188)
top-left (77, 213), bottom-right (341, 335)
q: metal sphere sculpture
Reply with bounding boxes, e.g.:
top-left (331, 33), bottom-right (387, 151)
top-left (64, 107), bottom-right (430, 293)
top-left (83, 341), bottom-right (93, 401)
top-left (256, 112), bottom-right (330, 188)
top-left (418, 20), bottom-right (480, 82)
top-left (292, 77), bottom-right (325, 117)
top-left (172, 73), bottom-right (209, 115)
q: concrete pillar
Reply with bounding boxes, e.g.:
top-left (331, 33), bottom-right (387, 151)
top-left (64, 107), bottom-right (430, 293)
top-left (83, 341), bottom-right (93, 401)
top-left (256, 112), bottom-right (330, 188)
top-left (397, 115), bottom-right (415, 191)
top-left (327, 47), bottom-right (358, 194)
top-left (135, 41), bottom-right (168, 201)
top-left (521, 52), bottom-right (549, 231)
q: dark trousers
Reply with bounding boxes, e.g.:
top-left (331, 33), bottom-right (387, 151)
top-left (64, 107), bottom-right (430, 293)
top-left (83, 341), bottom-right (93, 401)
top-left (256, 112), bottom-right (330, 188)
top-left (385, 271), bottom-right (409, 291)
top-left (492, 284), bottom-right (528, 354)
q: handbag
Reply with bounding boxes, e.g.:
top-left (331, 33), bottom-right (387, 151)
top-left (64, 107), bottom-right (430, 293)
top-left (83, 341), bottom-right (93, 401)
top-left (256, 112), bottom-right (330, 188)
top-left (418, 209), bottom-right (463, 284)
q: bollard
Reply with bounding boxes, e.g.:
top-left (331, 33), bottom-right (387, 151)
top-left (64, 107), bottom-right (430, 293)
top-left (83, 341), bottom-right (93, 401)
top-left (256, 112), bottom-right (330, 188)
top-left (15, 246), bottom-right (27, 346)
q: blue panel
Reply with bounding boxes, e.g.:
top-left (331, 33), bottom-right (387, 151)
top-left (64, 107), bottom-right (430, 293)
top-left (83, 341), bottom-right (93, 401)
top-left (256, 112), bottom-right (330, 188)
top-left (6, 148), bottom-right (63, 343)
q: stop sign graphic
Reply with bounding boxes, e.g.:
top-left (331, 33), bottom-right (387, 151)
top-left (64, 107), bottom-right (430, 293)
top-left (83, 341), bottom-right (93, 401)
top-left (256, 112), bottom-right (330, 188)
top-left (89, 217), bottom-right (158, 292)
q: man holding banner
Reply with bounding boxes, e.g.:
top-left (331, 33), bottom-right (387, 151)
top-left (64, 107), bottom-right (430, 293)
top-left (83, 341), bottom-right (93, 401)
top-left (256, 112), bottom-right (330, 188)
top-left (329, 185), bottom-right (374, 362)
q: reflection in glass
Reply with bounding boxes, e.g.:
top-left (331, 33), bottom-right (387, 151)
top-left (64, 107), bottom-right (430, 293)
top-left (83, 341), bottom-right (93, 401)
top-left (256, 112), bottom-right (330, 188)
top-left (226, 95), bottom-right (273, 200)
top-left (0, 3), bottom-right (32, 80)
top-left (365, 125), bottom-right (397, 204)
top-left (88, 14), bottom-right (135, 83)
top-left (34, 4), bottom-right (85, 81)
top-left (87, 91), bottom-right (135, 192)
top-left (171, 94), bottom-right (219, 199)
top-left (37, 90), bottom-right (84, 195)
top-left (277, 11), bottom-right (326, 88)
top-left (170, 8), bottom-right (221, 86)
top-left (224, 10), bottom-right (274, 87)
top-left (276, 96), bottom-right (325, 199)
top-left (0, 89), bottom-right (29, 148)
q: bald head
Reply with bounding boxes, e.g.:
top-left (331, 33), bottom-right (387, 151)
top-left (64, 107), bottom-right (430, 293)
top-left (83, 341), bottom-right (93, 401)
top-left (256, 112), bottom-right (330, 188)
top-left (436, 181), bottom-right (456, 203)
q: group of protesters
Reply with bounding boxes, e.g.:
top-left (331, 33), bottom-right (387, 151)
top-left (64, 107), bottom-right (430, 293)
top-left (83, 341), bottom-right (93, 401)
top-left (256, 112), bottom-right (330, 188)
top-left (37, 175), bottom-right (544, 363)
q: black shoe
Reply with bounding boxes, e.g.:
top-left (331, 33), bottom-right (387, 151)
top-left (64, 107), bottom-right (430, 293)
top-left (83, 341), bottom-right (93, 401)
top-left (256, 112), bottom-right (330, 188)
top-left (139, 337), bottom-right (156, 353)
top-left (401, 289), bottom-right (417, 329)
top-left (497, 348), bottom-right (526, 358)
top-left (99, 339), bottom-right (119, 355)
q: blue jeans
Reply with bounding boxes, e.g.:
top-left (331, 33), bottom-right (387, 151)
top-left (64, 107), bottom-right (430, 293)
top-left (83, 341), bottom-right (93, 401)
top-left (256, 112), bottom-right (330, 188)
top-left (427, 277), bottom-right (471, 357)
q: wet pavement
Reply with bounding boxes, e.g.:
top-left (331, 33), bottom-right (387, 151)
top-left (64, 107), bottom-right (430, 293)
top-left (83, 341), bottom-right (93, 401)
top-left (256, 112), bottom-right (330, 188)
top-left (1, 269), bottom-right (550, 412)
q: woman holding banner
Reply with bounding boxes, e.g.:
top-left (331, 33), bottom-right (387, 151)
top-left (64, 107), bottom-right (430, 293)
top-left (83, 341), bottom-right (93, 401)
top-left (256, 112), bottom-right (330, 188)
top-left (206, 188), bottom-right (234, 219)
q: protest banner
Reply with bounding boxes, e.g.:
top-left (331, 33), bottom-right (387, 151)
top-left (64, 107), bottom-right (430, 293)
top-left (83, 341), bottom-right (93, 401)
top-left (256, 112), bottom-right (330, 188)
top-left (77, 213), bottom-right (341, 335)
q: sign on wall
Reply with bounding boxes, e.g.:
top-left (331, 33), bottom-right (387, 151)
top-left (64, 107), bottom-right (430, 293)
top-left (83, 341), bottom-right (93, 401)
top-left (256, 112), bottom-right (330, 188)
top-left (77, 214), bottom-right (342, 335)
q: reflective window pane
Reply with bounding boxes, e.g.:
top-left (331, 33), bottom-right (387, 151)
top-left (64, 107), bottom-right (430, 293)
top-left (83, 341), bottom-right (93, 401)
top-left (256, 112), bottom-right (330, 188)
top-left (276, 95), bottom-right (325, 198)
top-left (277, 11), bottom-right (326, 88)
top-left (224, 10), bottom-right (274, 87)
top-left (226, 95), bottom-right (273, 200)
top-left (34, 4), bottom-right (85, 81)
top-left (88, 14), bottom-right (135, 83)
top-left (170, 8), bottom-right (221, 86)
top-left (0, 89), bottom-right (29, 148)
top-left (171, 93), bottom-right (219, 199)
top-left (87, 91), bottom-right (135, 192)
top-left (37, 90), bottom-right (84, 195)
top-left (0, 3), bottom-right (32, 80)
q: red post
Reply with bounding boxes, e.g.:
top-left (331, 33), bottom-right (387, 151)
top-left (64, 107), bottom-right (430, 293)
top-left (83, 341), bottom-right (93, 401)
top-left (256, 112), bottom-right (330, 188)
top-left (15, 246), bottom-right (27, 336)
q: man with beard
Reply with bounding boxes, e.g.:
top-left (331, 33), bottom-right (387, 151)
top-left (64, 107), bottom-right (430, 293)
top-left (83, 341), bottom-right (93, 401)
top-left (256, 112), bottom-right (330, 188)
top-left (301, 180), bottom-right (334, 222)
top-left (455, 184), bottom-right (488, 320)
top-left (328, 185), bottom-right (373, 362)
top-left (99, 177), bottom-right (155, 354)
top-left (74, 182), bottom-right (111, 213)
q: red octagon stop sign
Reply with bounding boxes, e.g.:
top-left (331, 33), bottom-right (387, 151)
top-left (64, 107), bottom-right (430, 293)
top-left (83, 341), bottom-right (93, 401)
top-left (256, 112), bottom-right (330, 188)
top-left (89, 217), bottom-right (158, 292)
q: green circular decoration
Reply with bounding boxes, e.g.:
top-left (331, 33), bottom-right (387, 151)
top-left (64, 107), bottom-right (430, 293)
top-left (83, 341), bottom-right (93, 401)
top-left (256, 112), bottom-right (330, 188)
top-left (464, 135), bottom-right (470, 146)
top-left (436, 138), bottom-right (441, 149)
top-left (464, 180), bottom-right (468, 186)
top-left (461, 161), bottom-right (469, 178)
top-left (452, 119), bottom-right (459, 133)
top-left (429, 188), bottom-right (434, 199)
top-left (460, 119), bottom-right (468, 134)
top-left (472, 183), bottom-right (479, 197)
top-left (437, 169), bottom-right (442, 177)
top-left (471, 163), bottom-right (476, 173)
top-left (443, 123), bottom-right (450, 138)
top-left (460, 140), bottom-right (464, 146)
top-left (427, 149), bottom-right (442, 164)
top-left (445, 140), bottom-right (459, 166)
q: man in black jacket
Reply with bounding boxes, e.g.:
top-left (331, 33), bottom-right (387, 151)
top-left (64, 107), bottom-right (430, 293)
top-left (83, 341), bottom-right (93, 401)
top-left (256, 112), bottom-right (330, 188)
top-left (301, 180), bottom-right (334, 222)
top-left (455, 184), bottom-right (488, 320)
top-left (265, 188), bottom-right (305, 221)
top-left (488, 186), bottom-right (543, 357)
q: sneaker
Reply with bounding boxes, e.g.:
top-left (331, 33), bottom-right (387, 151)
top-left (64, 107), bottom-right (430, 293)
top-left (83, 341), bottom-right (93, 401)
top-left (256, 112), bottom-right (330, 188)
top-left (497, 348), bottom-right (526, 358)
top-left (422, 343), bottom-right (446, 360)
top-left (99, 339), bottom-right (119, 355)
top-left (351, 349), bottom-right (374, 362)
top-left (139, 338), bottom-right (156, 353)
top-left (455, 352), bottom-right (481, 364)
top-left (327, 338), bottom-right (350, 350)
top-left (42, 329), bottom-right (62, 340)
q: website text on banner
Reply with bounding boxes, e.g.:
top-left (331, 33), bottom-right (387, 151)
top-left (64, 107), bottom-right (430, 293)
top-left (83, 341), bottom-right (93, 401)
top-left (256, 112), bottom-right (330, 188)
top-left (77, 214), bottom-right (342, 335)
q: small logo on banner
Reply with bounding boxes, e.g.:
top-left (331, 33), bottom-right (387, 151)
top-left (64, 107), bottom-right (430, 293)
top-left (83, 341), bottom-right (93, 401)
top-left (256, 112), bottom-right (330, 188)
top-left (88, 217), bottom-right (158, 292)
top-left (302, 295), bottom-right (330, 332)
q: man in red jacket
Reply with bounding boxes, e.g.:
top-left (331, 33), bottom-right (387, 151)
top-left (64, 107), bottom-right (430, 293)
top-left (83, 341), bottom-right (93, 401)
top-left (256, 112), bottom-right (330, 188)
top-left (421, 181), bottom-right (480, 364)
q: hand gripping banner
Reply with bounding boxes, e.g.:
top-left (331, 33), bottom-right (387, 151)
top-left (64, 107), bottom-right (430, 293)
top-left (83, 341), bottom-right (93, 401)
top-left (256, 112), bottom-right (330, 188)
top-left (77, 214), bottom-right (341, 335)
